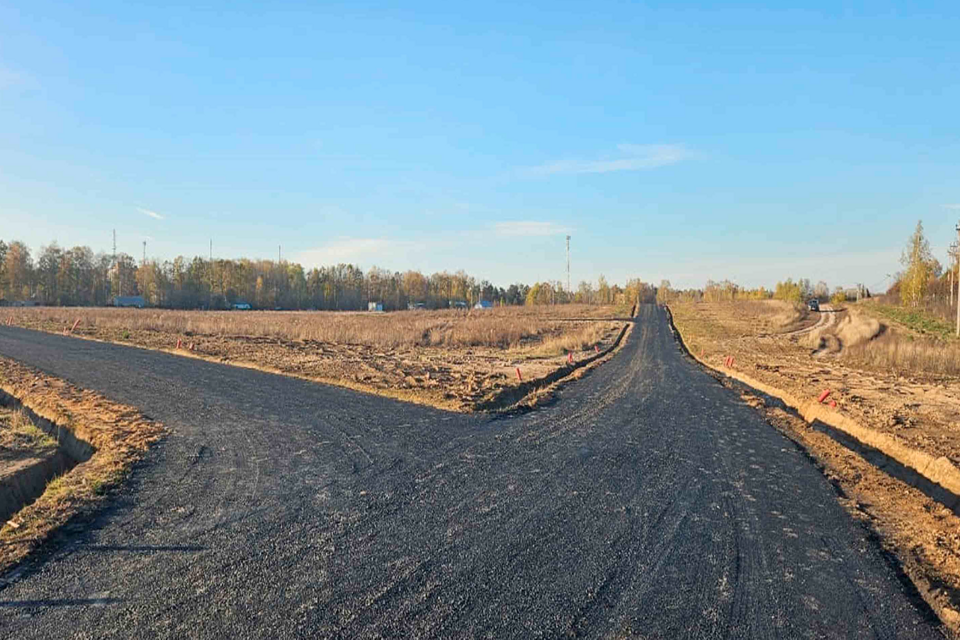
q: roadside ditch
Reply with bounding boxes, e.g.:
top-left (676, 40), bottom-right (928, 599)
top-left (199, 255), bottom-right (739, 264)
top-left (0, 357), bottom-right (164, 579)
top-left (0, 392), bottom-right (91, 526)
top-left (478, 319), bottom-right (634, 413)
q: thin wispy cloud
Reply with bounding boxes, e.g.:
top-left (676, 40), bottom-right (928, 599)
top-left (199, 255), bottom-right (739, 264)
top-left (941, 204), bottom-right (960, 210)
top-left (494, 221), bottom-right (571, 237)
top-left (137, 207), bottom-right (165, 220)
top-left (525, 143), bottom-right (694, 176)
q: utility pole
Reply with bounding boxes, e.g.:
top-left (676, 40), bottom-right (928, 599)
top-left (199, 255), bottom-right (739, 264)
top-left (565, 235), bottom-right (571, 298)
top-left (951, 241), bottom-right (959, 308)
top-left (113, 229), bottom-right (120, 298)
top-left (276, 245), bottom-right (281, 309)
top-left (142, 240), bottom-right (147, 266)
top-left (956, 222), bottom-right (960, 337)
top-left (208, 239), bottom-right (214, 309)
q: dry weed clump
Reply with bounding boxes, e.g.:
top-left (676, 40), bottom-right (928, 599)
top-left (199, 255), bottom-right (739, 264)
top-left (0, 407), bottom-right (58, 452)
top-left (5, 305), bottom-right (621, 351)
top-left (835, 311), bottom-right (881, 347)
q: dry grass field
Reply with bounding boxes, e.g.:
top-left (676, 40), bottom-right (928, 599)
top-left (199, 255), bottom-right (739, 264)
top-left (2, 305), bottom-right (630, 411)
top-left (847, 301), bottom-right (960, 377)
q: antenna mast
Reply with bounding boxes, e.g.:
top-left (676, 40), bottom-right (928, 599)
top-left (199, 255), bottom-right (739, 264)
top-left (566, 235), bottom-right (571, 296)
top-left (112, 229), bottom-right (121, 298)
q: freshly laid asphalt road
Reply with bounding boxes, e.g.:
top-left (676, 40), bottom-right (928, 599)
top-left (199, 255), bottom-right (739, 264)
top-left (0, 305), bottom-right (944, 638)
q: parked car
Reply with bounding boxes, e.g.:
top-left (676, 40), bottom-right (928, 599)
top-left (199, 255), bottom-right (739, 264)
top-left (807, 299), bottom-right (820, 312)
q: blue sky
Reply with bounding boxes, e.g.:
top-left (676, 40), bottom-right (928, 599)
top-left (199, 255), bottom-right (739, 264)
top-left (1, 1), bottom-right (959, 291)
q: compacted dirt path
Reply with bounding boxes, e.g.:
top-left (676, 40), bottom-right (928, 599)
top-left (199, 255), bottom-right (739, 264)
top-left (783, 303), bottom-right (837, 337)
top-left (0, 306), bottom-right (943, 638)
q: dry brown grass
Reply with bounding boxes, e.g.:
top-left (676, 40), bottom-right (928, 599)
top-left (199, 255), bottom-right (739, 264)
top-left (750, 299), bottom-right (809, 330)
top-left (836, 312), bottom-right (882, 348)
top-left (0, 407), bottom-right (58, 453)
top-left (4, 305), bottom-right (624, 350)
top-left (844, 333), bottom-right (960, 377)
top-left (529, 323), bottom-right (611, 357)
top-left (666, 300), bottom-right (810, 349)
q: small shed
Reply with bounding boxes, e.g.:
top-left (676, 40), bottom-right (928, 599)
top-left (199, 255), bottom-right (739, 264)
top-left (368, 302), bottom-right (384, 312)
top-left (474, 300), bottom-right (494, 309)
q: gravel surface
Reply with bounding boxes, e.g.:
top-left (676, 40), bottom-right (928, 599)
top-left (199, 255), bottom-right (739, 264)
top-left (0, 305), bottom-right (944, 638)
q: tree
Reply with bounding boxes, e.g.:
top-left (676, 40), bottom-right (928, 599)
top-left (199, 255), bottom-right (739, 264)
top-left (813, 281), bottom-right (829, 300)
top-left (402, 270), bottom-right (428, 305)
top-left (656, 280), bottom-right (672, 304)
top-left (900, 220), bottom-right (933, 308)
top-left (0, 240), bottom-right (7, 296)
top-left (774, 278), bottom-right (803, 303)
top-left (597, 275), bottom-right (611, 305)
top-left (4, 241), bottom-right (33, 300)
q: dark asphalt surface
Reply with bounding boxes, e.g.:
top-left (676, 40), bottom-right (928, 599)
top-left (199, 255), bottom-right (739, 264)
top-left (0, 305), bottom-right (944, 638)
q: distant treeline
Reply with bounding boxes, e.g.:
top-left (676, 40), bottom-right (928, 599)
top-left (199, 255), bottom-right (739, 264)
top-left (0, 239), bottom-right (656, 310)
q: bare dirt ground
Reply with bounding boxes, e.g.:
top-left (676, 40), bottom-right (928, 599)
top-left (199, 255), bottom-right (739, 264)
top-left (671, 299), bottom-right (960, 632)
top-left (1, 306), bottom-right (629, 412)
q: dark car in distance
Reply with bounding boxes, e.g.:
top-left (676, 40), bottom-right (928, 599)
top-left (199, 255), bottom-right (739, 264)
top-left (808, 299), bottom-right (820, 312)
